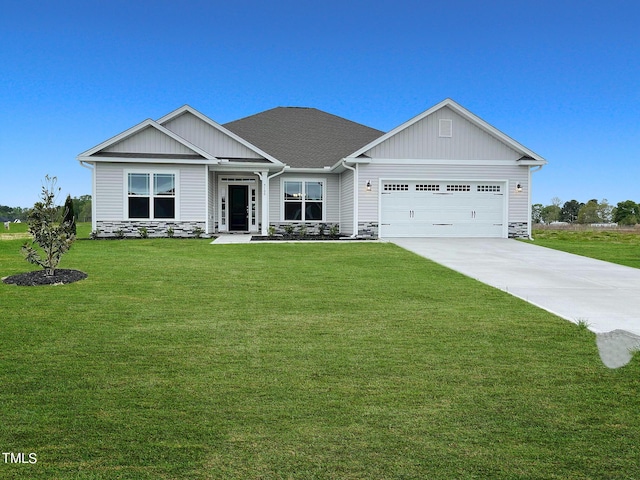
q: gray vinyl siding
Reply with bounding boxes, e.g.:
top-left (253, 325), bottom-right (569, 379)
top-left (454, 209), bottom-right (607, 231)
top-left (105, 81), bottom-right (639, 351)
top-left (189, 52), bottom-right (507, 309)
top-left (208, 170), bottom-right (216, 233)
top-left (163, 112), bottom-right (264, 159)
top-left (340, 169), bottom-right (354, 235)
top-left (358, 163), bottom-right (530, 223)
top-left (269, 173), bottom-right (340, 222)
top-left (104, 126), bottom-right (195, 154)
top-left (95, 163), bottom-right (124, 220)
top-left (269, 177), bottom-right (281, 224)
top-left (94, 162), bottom-right (207, 222)
top-left (365, 107), bottom-right (521, 161)
top-left (179, 165), bottom-right (207, 220)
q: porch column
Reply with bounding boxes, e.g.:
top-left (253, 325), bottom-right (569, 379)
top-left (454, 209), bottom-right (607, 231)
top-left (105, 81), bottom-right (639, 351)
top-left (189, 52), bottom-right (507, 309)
top-left (255, 171), bottom-right (269, 235)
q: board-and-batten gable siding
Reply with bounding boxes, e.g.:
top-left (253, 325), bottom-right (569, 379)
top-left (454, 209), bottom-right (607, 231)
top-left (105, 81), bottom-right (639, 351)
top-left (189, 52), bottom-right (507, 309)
top-left (103, 126), bottom-right (195, 155)
top-left (357, 164), bottom-right (530, 223)
top-left (365, 107), bottom-right (522, 161)
top-left (269, 174), bottom-right (340, 222)
top-left (94, 163), bottom-right (207, 221)
top-left (163, 112), bottom-right (263, 159)
top-left (339, 169), bottom-right (354, 235)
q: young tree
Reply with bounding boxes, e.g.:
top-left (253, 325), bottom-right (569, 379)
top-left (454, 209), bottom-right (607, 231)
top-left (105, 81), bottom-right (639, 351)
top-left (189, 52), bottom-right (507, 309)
top-left (21, 176), bottom-right (76, 276)
top-left (63, 194), bottom-right (76, 235)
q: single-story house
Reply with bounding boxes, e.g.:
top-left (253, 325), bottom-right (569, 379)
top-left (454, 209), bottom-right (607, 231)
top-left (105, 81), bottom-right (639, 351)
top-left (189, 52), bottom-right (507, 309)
top-left (77, 98), bottom-right (546, 239)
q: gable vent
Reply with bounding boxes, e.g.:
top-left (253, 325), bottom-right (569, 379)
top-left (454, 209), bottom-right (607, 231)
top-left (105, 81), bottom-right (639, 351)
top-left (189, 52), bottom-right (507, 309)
top-left (439, 119), bottom-right (452, 138)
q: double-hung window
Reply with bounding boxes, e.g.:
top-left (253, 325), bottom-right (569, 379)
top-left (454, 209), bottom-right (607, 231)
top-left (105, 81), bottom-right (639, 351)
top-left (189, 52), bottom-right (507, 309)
top-left (128, 173), bottom-right (176, 219)
top-left (283, 180), bottom-right (324, 221)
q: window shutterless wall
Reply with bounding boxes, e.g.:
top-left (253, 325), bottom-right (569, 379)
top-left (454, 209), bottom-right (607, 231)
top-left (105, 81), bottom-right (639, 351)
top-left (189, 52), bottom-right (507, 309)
top-left (123, 168), bottom-right (180, 221)
top-left (273, 175), bottom-right (340, 223)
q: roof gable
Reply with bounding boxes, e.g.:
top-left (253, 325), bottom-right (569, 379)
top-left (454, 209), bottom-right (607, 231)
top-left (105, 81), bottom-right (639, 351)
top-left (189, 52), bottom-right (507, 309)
top-left (78, 119), bottom-right (213, 160)
top-left (348, 98), bottom-right (546, 164)
top-left (158, 105), bottom-right (282, 164)
top-left (224, 107), bottom-right (384, 168)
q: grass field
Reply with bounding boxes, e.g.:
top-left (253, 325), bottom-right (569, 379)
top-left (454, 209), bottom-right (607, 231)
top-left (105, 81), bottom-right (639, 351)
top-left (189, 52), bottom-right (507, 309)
top-left (1, 228), bottom-right (639, 478)
top-left (531, 229), bottom-right (640, 268)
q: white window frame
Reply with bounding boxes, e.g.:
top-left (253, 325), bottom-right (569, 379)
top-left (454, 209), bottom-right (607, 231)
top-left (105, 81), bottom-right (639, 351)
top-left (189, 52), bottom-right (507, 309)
top-left (280, 178), bottom-right (326, 222)
top-left (124, 169), bottom-right (180, 221)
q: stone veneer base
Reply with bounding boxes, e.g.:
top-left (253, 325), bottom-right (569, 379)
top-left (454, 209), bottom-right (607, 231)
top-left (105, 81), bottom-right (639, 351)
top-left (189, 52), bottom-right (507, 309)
top-left (95, 221), bottom-right (207, 238)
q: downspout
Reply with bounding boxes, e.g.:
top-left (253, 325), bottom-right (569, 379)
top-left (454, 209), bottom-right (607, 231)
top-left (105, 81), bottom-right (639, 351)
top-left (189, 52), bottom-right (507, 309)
top-left (79, 161), bottom-right (96, 233)
top-left (341, 160), bottom-right (358, 237)
top-left (528, 165), bottom-right (544, 240)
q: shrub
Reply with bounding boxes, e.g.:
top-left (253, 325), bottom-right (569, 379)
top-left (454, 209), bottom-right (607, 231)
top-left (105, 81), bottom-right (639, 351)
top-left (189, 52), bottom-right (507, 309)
top-left (298, 224), bottom-right (307, 237)
top-left (283, 224), bottom-right (295, 236)
top-left (63, 194), bottom-right (76, 235)
top-left (267, 225), bottom-right (276, 237)
top-left (167, 227), bottom-right (175, 238)
top-left (192, 226), bottom-right (204, 238)
top-left (138, 227), bottom-right (149, 239)
top-left (329, 224), bottom-right (339, 237)
top-left (114, 229), bottom-right (125, 239)
top-left (21, 176), bottom-right (76, 276)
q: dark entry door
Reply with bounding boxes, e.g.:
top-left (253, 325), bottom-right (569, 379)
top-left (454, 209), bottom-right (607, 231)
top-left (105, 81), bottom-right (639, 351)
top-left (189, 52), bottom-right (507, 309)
top-left (228, 185), bottom-right (249, 231)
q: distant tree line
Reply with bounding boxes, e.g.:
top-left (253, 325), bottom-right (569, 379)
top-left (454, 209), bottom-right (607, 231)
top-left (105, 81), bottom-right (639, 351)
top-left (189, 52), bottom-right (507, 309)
top-left (533, 198), bottom-right (640, 225)
top-left (0, 195), bottom-right (91, 223)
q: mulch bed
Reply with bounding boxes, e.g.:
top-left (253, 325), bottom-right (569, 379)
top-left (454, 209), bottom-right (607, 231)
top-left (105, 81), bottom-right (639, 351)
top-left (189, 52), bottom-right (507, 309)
top-left (2, 269), bottom-right (88, 286)
top-left (250, 236), bottom-right (373, 242)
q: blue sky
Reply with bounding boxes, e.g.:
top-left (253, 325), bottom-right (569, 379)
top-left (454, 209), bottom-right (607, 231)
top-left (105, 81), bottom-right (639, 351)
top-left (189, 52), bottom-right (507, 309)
top-left (1, 0), bottom-right (638, 208)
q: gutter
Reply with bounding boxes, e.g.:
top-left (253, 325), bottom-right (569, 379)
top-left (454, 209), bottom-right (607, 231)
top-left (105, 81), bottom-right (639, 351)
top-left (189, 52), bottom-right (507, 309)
top-left (528, 165), bottom-right (544, 240)
top-left (341, 160), bottom-right (358, 237)
top-left (78, 161), bottom-right (97, 232)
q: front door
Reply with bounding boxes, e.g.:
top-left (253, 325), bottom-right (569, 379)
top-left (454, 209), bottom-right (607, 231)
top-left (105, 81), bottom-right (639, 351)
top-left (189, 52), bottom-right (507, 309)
top-left (228, 185), bottom-right (249, 231)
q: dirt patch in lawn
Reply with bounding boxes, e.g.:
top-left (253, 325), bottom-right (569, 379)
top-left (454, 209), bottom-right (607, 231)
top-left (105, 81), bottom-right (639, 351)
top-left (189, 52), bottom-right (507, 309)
top-left (0, 233), bottom-right (31, 240)
top-left (2, 269), bottom-right (87, 286)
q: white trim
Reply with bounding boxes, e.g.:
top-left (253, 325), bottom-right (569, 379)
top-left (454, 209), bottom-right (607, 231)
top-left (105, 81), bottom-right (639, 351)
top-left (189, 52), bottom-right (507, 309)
top-left (280, 177), bottom-right (327, 223)
top-left (204, 164), bottom-right (210, 234)
top-left (217, 175), bottom-right (260, 233)
top-left (346, 98), bottom-right (547, 164)
top-left (123, 168), bottom-right (181, 221)
top-left (77, 156), bottom-right (221, 165)
top-left (439, 118), bottom-right (453, 138)
top-left (366, 158), bottom-right (524, 166)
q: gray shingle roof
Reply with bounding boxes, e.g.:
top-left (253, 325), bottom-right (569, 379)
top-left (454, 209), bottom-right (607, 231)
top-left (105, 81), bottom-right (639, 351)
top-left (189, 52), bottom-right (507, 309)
top-left (224, 107), bottom-right (384, 168)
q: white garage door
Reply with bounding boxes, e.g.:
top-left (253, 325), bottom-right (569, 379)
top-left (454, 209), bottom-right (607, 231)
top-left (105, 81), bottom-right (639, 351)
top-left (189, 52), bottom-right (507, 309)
top-left (380, 181), bottom-right (505, 237)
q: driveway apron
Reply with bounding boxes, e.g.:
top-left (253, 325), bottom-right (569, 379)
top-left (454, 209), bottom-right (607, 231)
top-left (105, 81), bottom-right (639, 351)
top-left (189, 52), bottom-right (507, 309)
top-left (388, 238), bottom-right (640, 336)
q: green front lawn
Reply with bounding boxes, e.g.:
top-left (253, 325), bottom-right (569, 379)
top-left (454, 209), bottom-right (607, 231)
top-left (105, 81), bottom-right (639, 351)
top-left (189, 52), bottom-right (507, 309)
top-left (1, 235), bottom-right (639, 479)
top-left (531, 229), bottom-right (640, 268)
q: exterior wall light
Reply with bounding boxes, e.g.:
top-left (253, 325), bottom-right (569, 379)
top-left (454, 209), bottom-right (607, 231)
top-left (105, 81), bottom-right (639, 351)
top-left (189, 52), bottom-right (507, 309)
top-left (366, 180), bottom-right (372, 191)
top-left (516, 183), bottom-right (523, 193)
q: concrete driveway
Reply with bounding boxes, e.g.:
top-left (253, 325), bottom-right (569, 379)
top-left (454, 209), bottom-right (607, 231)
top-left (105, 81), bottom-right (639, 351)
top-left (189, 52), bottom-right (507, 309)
top-left (388, 238), bottom-right (640, 336)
